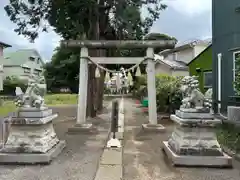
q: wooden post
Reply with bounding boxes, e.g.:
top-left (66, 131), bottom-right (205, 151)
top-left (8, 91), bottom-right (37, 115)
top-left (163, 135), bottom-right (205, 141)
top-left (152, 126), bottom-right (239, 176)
top-left (146, 48), bottom-right (157, 125)
top-left (111, 100), bottom-right (119, 139)
top-left (0, 65), bottom-right (3, 91)
top-left (77, 47), bottom-right (89, 124)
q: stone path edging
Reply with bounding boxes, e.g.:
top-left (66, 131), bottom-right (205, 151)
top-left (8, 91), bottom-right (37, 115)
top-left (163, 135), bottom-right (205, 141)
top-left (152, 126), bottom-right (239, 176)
top-left (94, 97), bottom-right (124, 180)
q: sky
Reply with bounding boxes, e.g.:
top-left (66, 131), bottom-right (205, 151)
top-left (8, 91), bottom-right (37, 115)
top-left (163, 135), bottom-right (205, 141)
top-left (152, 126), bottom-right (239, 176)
top-left (0, 0), bottom-right (212, 61)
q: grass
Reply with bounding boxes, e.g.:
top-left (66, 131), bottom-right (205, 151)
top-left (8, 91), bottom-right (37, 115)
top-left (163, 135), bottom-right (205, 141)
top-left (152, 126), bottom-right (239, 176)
top-left (0, 101), bottom-right (16, 117)
top-left (0, 94), bottom-right (78, 116)
top-left (44, 94), bottom-right (78, 106)
top-left (216, 122), bottom-right (240, 153)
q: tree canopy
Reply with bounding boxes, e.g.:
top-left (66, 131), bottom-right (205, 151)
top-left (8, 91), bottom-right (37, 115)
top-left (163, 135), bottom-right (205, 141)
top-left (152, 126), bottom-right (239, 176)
top-left (4, 0), bottom-right (173, 116)
top-left (145, 32), bottom-right (177, 53)
top-left (4, 0), bottom-right (167, 41)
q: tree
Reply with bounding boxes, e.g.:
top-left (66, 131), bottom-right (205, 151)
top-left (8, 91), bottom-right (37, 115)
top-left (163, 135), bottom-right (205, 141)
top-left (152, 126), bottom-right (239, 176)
top-left (44, 46), bottom-right (80, 93)
top-left (5, 0), bottom-right (168, 117)
top-left (144, 32), bottom-right (177, 53)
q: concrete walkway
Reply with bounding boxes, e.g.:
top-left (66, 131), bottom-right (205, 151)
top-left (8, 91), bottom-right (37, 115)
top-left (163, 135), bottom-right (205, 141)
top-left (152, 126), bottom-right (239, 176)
top-left (0, 102), bottom-right (112, 180)
top-left (123, 98), bottom-right (240, 180)
top-left (94, 97), bottom-right (124, 180)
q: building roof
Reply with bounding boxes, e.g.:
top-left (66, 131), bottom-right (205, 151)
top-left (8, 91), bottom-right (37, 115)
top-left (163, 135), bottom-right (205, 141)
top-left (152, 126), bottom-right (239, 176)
top-left (159, 39), bottom-right (211, 56)
top-left (154, 54), bottom-right (188, 70)
top-left (0, 41), bottom-right (11, 48)
top-left (0, 49), bottom-right (44, 66)
top-left (187, 44), bottom-right (212, 66)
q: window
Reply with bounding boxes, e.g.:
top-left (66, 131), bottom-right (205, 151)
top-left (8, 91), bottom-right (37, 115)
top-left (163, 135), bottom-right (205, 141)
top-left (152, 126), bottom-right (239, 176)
top-left (37, 58), bottom-right (40, 64)
top-left (34, 69), bottom-right (42, 76)
top-left (23, 67), bottom-right (30, 73)
top-left (173, 53), bottom-right (178, 61)
top-left (203, 71), bottom-right (212, 88)
top-left (29, 56), bottom-right (35, 61)
top-left (233, 51), bottom-right (240, 81)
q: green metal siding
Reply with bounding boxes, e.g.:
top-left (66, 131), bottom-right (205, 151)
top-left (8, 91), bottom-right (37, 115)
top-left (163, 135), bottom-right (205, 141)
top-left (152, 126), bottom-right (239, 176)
top-left (212, 0), bottom-right (240, 114)
top-left (188, 46), bottom-right (212, 92)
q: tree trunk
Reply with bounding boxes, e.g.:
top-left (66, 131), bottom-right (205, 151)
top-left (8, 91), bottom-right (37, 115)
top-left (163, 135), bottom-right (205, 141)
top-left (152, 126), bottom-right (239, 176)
top-left (87, 63), bottom-right (97, 117)
top-left (86, 1), bottom-right (100, 118)
top-left (96, 69), bottom-right (106, 111)
top-left (86, 0), bottom-right (108, 117)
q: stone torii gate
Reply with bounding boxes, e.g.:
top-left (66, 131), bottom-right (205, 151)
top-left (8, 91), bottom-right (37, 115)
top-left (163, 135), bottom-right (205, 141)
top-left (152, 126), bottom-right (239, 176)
top-left (61, 40), bottom-right (176, 132)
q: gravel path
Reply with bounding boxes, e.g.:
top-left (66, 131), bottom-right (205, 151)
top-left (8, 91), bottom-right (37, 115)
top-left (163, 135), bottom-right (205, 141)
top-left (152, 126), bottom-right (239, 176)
top-left (0, 104), bottom-right (111, 180)
top-left (123, 98), bottom-right (240, 180)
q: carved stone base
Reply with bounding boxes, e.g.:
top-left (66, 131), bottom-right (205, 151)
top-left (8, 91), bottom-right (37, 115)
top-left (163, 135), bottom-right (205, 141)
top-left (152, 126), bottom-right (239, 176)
top-left (142, 124), bottom-right (165, 132)
top-left (18, 108), bottom-right (52, 118)
top-left (1, 123), bottom-right (59, 153)
top-left (0, 141), bottom-right (66, 164)
top-left (67, 123), bottom-right (94, 134)
top-left (176, 110), bottom-right (213, 119)
top-left (168, 126), bottom-right (223, 156)
top-left (170, 114), bottom-right (220, 127)
top-left (0, 108), bottom-right (65, 164)
top-left (163, 114), bottom-right (233, 167)
top-left (179, 108), bottom-right (210, 113)
top-left (163, 141), bottom-right (232, 167)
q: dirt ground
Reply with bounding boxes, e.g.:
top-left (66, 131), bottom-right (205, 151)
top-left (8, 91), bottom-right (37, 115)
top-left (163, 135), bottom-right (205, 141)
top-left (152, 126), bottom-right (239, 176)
top-left (123, 98), bottom-right (240, 180)
top-left (0, 102), bottom-right (111, 180)
top-left (1, 98), bottom-right (240, 180)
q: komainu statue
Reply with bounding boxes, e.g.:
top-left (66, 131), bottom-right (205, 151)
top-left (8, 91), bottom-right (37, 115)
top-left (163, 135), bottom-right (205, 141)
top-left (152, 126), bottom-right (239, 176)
top-left (15, 74), bottom-right (47, 109)
top-left (180, 76), bottom-right (212, 111)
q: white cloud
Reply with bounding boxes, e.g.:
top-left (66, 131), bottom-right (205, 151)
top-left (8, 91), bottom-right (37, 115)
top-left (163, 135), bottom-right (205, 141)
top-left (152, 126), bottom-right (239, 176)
top-left (166, 0), bottom-right (211, 16)
top-left (0, 0), bottom-right (61, 61)
top-left (29, 30), bottom-right (62, 61)
top-left (0, 25), bottom-right (61, 61)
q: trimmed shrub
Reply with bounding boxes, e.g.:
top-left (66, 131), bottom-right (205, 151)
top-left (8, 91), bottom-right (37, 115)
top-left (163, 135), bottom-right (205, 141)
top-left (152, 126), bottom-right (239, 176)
top-left (133, 74), bottom-right (183, 113)
top-left (155, 74), bottom-right (182, 113)
top-left (132, 75), bottom-right (147, 100)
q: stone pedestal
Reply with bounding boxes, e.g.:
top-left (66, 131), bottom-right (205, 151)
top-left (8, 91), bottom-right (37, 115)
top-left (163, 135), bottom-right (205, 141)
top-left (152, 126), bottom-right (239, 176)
top-left (228, 106), bottom-right (240, 122)
top-left (67, 123), bottom-right (94, 134)
top-left (163, 109), bottom-right (232, 167)
top-left (0, 107), bottom-right (66, 164)
top-left (142, 124), bottom-right (165, 132)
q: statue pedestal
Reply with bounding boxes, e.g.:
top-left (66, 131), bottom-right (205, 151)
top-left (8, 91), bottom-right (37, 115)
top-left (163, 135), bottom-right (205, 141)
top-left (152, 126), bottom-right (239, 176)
top-left (142, 124), bottom-right (165, 132)
top-left (163, 110), bottom-right (232, 167)
top-left (0, 107), bottom-right (66, 164)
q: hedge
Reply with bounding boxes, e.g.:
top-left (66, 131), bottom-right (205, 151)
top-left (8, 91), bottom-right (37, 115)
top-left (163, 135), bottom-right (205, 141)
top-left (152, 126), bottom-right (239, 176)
top-left (133, 74), bottom-right (183, 113)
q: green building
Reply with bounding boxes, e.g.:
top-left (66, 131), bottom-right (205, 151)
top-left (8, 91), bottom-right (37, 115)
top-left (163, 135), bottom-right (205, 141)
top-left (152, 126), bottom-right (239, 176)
top-left (187, 44), bottom-right (212, 92)
top-left (212, 0), bottom-right (240, 115)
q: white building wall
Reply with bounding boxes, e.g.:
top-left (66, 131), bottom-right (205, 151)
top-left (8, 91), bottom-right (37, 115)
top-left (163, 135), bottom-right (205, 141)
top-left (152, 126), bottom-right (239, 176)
top-left (165, 54), bottom-right (174, 61)
top-left (194, 45), bottom-right (208, 57)
top-left (172, 70), bottom-right (189, 77)
top-left (176, 48), bottom-right (195, 64)
top-left (155, 63), bottom-right (172, 75)
top-left (164, 44), bottom-right (209, 65)
top-left (2, 66), bottom-right (24, 78)
top-left (0, 46), bottom-right (3, 57)
top-left (165, 48), bottom-right (194, 64)
top-left (155, 63), bottom-right (189, 77)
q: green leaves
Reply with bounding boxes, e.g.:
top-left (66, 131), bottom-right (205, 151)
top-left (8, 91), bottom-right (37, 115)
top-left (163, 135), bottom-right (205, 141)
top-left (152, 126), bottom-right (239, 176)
top-left (134, 74), bottom-right (183, 113)
top-left (4, 0), bottom-right (167, 42)
top-left (4, 0), bottom-right (169, 94)
top-left (144, 32), bottom-right (177, 53)
top-left (234, 56), bottom-right (240, 95)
